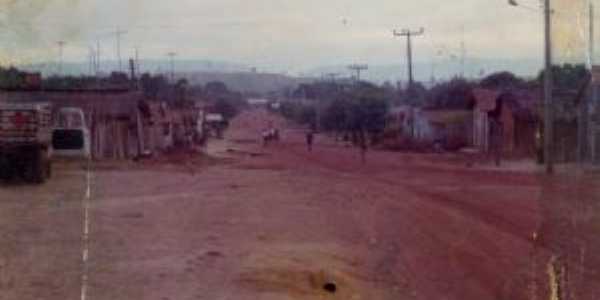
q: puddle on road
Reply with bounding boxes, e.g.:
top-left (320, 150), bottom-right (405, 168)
top-left (235, 244), bottom-right (385, 300)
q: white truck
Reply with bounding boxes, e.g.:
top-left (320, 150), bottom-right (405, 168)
top-left (0, 103), bottom-right (53, 183)
top-left (52, 107), bottom-right (91, 158)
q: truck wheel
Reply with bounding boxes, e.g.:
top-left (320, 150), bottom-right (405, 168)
top-left (0, 158), bottom-right (10, 181)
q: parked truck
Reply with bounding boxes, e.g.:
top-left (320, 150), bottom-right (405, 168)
top-left (52, 107), bottom-right (91, 158)
top-left (0, 102), bottom-right (53, 183)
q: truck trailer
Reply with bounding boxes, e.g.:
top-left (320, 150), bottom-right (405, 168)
top-left (0, 103), bottom-right (53, 183)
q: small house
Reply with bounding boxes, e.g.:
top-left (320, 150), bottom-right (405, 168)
top-left (472, 88), bottom-right (539, 157)
top-left (413, 109), bottom-right (473, 150)
top-left (387, 105), bottom-right (415, 136)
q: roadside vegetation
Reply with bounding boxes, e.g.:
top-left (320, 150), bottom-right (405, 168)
top-left (273, 63), bottom-right (590, 149)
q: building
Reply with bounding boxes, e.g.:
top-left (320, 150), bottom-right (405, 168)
top-left (137, 101), bottom-right (201, 154)
top-left (386, 105), bottom-right (472, 150)
top-left (413, 109), bottom-right (473, 150)
top-left (0, 88), bottom-right (142, 159)
top-left (472, 88), bottom-right (539, 158)
top-left (387, 105), bottom-right (415, 136)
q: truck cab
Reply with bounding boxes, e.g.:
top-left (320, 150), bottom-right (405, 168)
top-left (52, 107), bottom-right (91, 158)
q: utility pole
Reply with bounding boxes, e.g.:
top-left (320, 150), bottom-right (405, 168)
top-left (129, 58), bottom-right (138, 90)
top-left (393, 27), bottom-right (424, 89)
top-left (592, 3), bottom-right (595, 67)
top-left (543, 0), bottom-right (554, 174)
top-left (589, 2), bottom-right (596, 163)
top-left (88, 47), bottom-right (96, 76)
top-left (96, 41), bottom-right (102, 76)
top-left (508, 0), bottom-right (553, 173)
top-left (460, 26), bottom-right (466, 78)
top-left (580, 2), bottom-right (595, 163)
top-left (134, 46), bottom-right (140, 74)
top-left (167, 51), bottom-right (177, 83)
top-left (347, 64), bottom-right (368, 82)
top-left (111, 27), bottom-right (128, 73)
top-left (57, 41), bottom-right (65, 75)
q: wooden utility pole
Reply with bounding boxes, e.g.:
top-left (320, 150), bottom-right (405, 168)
top-left (57, 41), bottom-right (66, 75)
top-left (167, 52), bottom-right (177, 83)
top-left (508, 0), bottom-right (553, 173)
top-left (393, 27), bottom-right (424, 89)
top-left (589, 2), bottom-right (597, 163)
top-left (579, 2), bottom-right (595, 163)
top-left (347, 64), bottom-right (368, 82)
top-left (543, 0), bottom-right (554, 174)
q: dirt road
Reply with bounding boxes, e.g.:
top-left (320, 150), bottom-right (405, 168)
top-left (4, 109), bottom-right (596, 300)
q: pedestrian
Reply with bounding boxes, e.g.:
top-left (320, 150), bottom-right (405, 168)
top-left (359, 131), bottom-right (367, 164)
top-left (262, 129), bottom-right (270, 147)
top-left (305, 130), bottom-right (314, 152)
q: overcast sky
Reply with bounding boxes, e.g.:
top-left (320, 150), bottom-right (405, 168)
top-left (0, 0), bottom-right (596, 74)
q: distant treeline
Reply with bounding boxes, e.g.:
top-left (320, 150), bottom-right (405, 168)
top-left (275, 64), bottom-right (590, 145)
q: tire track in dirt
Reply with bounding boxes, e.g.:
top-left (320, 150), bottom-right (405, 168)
top-left (264, 135), bottom-right (541, 299)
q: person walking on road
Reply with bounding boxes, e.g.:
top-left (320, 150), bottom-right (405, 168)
top-left (356, 130), bottom-right (367, 164)
top-left (305, 129), bottom-right (314, 152)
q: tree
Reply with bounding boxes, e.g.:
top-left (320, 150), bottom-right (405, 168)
top-left (401, 81), bottom-right (427, 106)
top-left (0, 67), bottom-right (26, 89)
top-left (213, 97), bottom-right (238, 120)
top-left (538, 63), bottom-right (588, 90)
top-left (140, 73), bottom-right (169, 99)
top-left (108, 71), bottom-right (129, 84)
top-left (479, 71), bottom-right (525, 89)
top-left (427, 78), bottom-right (474, 109)
top-left (205, 81), bottom-right (229, 95)
top-left (320, 83), bottom-right (389, 143)
top-left (322, 98), bottom-right (350, 132)
top-left (174, 78), bottom-right (190, 107)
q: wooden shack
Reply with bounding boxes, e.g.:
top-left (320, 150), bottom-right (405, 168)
top-left (0, 88), bottom-right (142, 160)
top-left (472, 88), bottom-right (539, 157)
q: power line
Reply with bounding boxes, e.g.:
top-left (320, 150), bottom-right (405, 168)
top-left (393, 27), bottom-right (425, 89)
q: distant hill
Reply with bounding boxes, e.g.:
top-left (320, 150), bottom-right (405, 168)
top-left (182, 71), bottom-right (314, 94)
top-left (18, 59), bottom-right (315, 94)
top-left (17, 57), bottom-right (544, 93)
top-left (18, 59), bottom-right (249, 77)
top-left (304, 58), bottom-right (543, 85)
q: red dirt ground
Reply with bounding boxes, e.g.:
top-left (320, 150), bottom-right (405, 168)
top-left (2, 108), bottom-right (598, 300)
